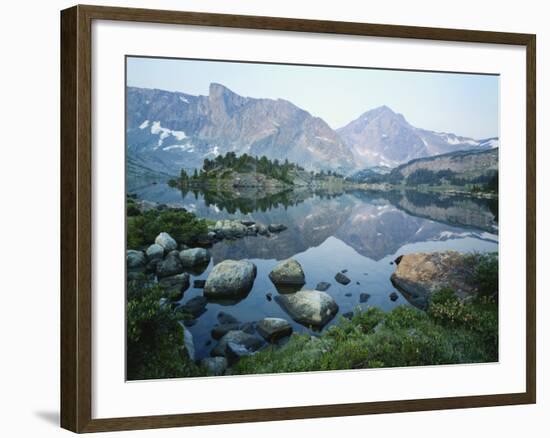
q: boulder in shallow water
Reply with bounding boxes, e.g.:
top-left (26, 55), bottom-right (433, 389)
top-left (213, 220), bottom-right (248, 239)
top-left (315, 282), bottom-right (331, 292)
top-left (390, 251), bottom-right (479, 308)
top-left (257, 318), bottom-right (293, 342)
top-left (275, 290), bottom-right (339, 328)
top-left (156, 250), bottom-right (184, 278)
top-left (359, 293), bottom-right (371, 303)
top-left (268, 224), bottom-right (287, 233)
top-left (211, 330), bottom-right (264, 358)
top-left (269, 258), bottom-right (305, 286)
top-left (217, 311), bottom-right (240, 325)
top-left (204, 260), bottom-right (257, 298)
top-left (389, 291), bottom-right (399, 301)
top-left (127, 250), bottom-right (146, 269)
top-left (177, 295), bottom-right (208, 318)
top-left (335, 272), bottom-right (351, 285)
top-left (154, 232), bottom-right (178, 252)
top-left (158, 273), bottom-right (190, 301)
top-left (179, 248), bottom-right (211, 267)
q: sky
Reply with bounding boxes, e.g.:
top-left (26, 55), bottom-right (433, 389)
top-left (127, 56), bottom-right (499, 139)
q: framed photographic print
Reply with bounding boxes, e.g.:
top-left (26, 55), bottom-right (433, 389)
top-left (60, 4), bottom-right (536, 433)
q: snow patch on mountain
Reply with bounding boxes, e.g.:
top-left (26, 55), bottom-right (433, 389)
top-left (150, 121), bottom-right (187, 147)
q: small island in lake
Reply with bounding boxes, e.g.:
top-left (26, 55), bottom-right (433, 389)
top-left (125, 57), bottom-right (499, 380)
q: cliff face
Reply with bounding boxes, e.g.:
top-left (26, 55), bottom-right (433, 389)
top-left (126, 84), bottom-right (354, 174)
top-left (338, 105), bottom-right (498, 168)
top-left (392, 148), bottom-right (498, 180)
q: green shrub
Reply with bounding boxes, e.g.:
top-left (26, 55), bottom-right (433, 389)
top-left (126, 208), bottom-right (208, 249)
top-left (126, 278), bottom-right (201, 380)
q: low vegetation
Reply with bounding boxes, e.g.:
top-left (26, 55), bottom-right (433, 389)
top-left (233, 253), bottom-right (498, 374)
top-left (126, 197), bottom-right (208, 249)
top-left (126, 278), bottom-right (201, 380)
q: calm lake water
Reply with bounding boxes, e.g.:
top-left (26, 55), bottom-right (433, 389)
top-left (130, 182), bottom-right (498, 360)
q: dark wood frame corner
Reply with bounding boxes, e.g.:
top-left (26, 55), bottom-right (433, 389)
top-left (60, 4), bottom-right (536, 433)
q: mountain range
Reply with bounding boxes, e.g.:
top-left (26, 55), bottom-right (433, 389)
top-left (126, 83), bottom-right (498, 175)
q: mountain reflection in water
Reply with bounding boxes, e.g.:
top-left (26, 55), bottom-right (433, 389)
top-left (130, 183), bottom-right (498, 359)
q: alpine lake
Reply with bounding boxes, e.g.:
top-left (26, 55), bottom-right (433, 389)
top-left (128, 179), bottom-right (498, 361)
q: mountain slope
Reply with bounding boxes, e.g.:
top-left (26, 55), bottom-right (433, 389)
top-left (126, 84), bottom-right (355, 174)
top-left (337, 105), bottom-right (498, 167)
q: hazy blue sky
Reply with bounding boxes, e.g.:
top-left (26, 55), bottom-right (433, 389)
top-left (127, 56), bottom-right (499, 139)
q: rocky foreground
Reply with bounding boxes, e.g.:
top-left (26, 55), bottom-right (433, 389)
top-left (128, 222), bottom-right (497, 378)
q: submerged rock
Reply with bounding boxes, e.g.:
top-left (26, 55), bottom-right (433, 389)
top-left (179, 248), bottom-right (211, 267)
top-left (335, 272), bottom-right (351, 285)
top-left (275, 290), bottom-right (339, 328)
top-left (155, 232), bottom-right (178, 252)
top-left (127, 250), bottom-right (146, 269)
top-left (211, 323), bottom-right (241, 340)
top-left (315, 282), bottom-right (331, 292)
top-left (389, 291), bottom-right (399, 301)
top-left (269, 258), bottom-right (305, 286)
top-left (204, 260), bottom-right (257, 298)
top-left (217, 311), bottom-right (239, 325)
top-left (177, 295), bottom-right (208, 318)
top-left (390, 251), bottom-right (479, 308)
top-left (359, 293), bottom-right (371, 303)
top-left (158, 273), bottom-right (190, 301)
top-left (257, 318), bottom-right (293, 342)
top-left (156, 250), bottom-right (184, 278)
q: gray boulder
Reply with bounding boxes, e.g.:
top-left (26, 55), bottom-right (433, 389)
top-left (213, 220), bottom-right (248, 239)
top-left (315, 282), bottom-right (331, 292)
top-left (217, 311), bottom-right (239, 325)
top-left (211, 330), bottom-right (263, 358)
top-left (269, 258), bottom-right (305, 285)
top-left (335, 272), bottom-right (351, 285)
top-left (127, 250), bottom-right (146, 269)
top-left (257, 318), bottom-right (293, 342)
top-left (391, 251), bottom-right (480, 308)
top-left (204, 260), bottom-right (257, 298)
top-left (156, 250), bottom-right (184, 278)
top-left (257, 223), bottom-right (269, 235)
top-left (145, 243), bottom-right (164, 261)
top-left (359, 293), bottom-right (371, 303)
top-left (155, 232), bottom-right (178, 252)
top-left (200, 357), bottom-right (228, 376)
top-left (275, 290), bottom-right (339, 328)
top-left (268, 224), bottom-right (287, 233)
top-left (211, 323), bottom-right (241, 340)
top-left (177, 295), bottom-right (207, 318)
top-left (179, 248), bottom-right (211, 267)
top-left (179, 323), bottom-right (195, 361)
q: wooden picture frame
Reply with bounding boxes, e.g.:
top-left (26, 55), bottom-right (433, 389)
top-left (60, 4), bottom-right (536, 433)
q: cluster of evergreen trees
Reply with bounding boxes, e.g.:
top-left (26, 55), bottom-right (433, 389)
top-left (170, 152), bottom-right (307, 186)
top-left (404, 168), bottom-right (498, 192)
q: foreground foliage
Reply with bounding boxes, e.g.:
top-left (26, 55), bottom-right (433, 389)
top-left (126, 201), bottom-right (208, 249)
top-left (126, 279), bottom-right (201, 380)
top-left (233, 286), bottom-right (498, 375)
